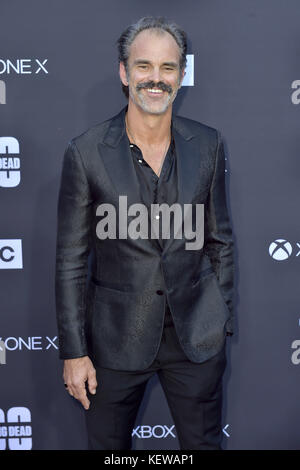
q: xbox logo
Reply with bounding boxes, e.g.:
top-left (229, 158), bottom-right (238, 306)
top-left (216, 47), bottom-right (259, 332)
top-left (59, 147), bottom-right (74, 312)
top-left (269, 239), bottom-right (292, 261)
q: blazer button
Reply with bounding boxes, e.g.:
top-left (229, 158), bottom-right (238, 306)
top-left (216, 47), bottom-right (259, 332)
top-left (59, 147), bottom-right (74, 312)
top-left (156, 290), bottom-right (164, 295)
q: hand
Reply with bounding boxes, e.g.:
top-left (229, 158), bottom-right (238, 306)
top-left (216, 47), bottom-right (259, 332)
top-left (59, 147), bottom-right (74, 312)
top-left (63, 356), bottom-right (97, 410)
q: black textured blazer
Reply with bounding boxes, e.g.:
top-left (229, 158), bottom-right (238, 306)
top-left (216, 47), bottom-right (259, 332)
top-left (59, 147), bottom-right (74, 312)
top-left (55, 106), bottom-right (235, 371)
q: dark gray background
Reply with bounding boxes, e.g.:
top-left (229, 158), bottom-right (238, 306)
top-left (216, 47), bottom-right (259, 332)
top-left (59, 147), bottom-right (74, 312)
top-left (0, 0), bottom-right (299, 450)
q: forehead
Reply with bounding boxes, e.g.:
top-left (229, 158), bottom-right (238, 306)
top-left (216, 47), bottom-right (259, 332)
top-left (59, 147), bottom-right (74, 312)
top-left (128, 29), bottom-right (181, 64)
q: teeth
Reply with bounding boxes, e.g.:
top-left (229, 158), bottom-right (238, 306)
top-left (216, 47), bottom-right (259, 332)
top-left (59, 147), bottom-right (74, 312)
top-left (147, 88), bottom-right (163, 93)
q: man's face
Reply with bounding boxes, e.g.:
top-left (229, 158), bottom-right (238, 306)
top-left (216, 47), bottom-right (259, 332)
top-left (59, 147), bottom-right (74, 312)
top-left (120, 29), bottom-right (185, 115)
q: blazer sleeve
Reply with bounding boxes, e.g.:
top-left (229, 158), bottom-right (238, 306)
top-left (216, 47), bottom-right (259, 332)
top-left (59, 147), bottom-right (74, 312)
top-left (55, 140), bottom-right (93, 359)
top-left (204, 130), bottom-right (235, 335)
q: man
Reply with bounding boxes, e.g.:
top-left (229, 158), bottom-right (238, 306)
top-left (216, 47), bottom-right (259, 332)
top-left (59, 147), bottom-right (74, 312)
top-left (55, 16), bottom-right (235, 450)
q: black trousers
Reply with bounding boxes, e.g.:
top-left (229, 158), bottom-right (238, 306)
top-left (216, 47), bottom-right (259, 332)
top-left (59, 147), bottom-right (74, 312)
top-left (85, 303), bottom-right (227, 450)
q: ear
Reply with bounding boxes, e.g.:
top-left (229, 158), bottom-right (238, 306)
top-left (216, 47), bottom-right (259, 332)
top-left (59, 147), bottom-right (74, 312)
top-left (119, 62), bottom-right (129, 86)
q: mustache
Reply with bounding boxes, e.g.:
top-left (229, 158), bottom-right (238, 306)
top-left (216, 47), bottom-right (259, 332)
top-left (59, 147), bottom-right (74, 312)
top-left (136, 81), bottom-right (173, 94)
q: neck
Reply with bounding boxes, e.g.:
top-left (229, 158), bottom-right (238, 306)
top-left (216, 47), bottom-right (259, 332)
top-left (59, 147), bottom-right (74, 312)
top-left (126, 100), bottom-right (172, 146)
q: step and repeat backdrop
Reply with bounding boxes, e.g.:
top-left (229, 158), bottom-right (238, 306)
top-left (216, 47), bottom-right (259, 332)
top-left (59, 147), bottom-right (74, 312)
top-left (0, 0), bottom-right (299, 450)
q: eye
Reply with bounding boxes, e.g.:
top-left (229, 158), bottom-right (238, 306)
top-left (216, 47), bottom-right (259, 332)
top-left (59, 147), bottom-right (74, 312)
top-left (138, 65), bottom-right (148, 70)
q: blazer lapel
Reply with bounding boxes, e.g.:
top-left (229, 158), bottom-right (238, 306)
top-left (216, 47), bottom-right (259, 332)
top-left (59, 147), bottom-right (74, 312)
top-left (97, 107), bottom-right (135, 204)
top-left (161, 115), bottom-right (202, 254)
top-left (98, 107), bottom-right (162, 253)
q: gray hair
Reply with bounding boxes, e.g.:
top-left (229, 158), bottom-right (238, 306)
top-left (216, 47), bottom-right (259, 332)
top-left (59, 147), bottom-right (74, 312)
top-left (117, 16), bottom-right (187, 98)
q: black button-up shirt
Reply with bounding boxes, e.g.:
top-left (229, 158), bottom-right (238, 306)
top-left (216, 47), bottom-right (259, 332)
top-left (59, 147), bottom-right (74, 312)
top-left (127, 131), bottom-right (177, 249)
top-left (126, 128), bottom-right (177, 327)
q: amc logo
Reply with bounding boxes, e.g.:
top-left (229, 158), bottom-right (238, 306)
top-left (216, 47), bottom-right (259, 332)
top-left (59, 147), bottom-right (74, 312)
top-left (132, 424), bottom-right (176, 439)
top-left (0, 239), bottom-right (23, 269)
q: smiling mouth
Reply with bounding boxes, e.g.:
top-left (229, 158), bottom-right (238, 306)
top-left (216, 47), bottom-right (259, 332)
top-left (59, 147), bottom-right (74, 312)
top-left (144, 88), bottom-right (165, 97)
top-left (147, 88), bottom-right (163, 93)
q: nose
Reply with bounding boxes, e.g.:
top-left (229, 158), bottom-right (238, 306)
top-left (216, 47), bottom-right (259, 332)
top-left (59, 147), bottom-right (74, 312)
top-left (148, 66), bottom-right (162, 84)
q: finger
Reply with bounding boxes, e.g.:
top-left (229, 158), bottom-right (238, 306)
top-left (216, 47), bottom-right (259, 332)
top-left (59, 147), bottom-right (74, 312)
top-left (67, 386), bottom-right (74, 397)
top-left (80, 395), bottom-right (90, 410)
top-left (73, 385), bottom-right (90, 410)
top-left (87, 370), bottom-right (98, 395)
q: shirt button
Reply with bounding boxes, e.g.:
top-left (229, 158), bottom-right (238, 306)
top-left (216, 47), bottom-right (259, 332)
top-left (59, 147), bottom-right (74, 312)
top-left (156, 290), bottom-right (164, 295)
top-left (138, 159), bottom-right (142, 163)
top-left (155, 215), bottom-right (160, 219)
top-left (130, 144), bottom-right (134, 148)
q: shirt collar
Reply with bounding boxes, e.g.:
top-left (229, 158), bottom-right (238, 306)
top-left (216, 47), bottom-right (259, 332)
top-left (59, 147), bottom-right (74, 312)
top-left (125, 120), bottom-right (175, 155)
